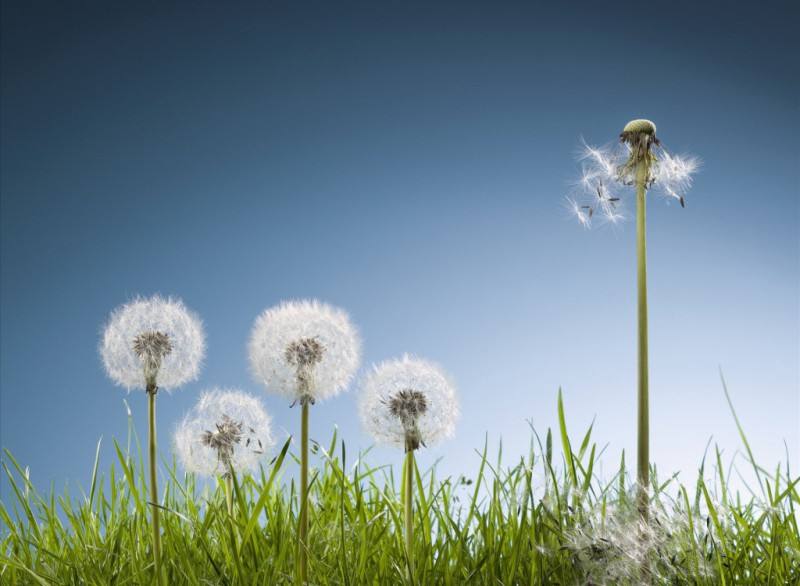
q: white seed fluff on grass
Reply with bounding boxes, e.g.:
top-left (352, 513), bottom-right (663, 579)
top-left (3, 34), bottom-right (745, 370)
top-left (565, 495), bottom-right (714, 584)
top-left (174, 389), bottom-right (274, 477)
top-left (359, 355), bottom-right (459, 450)
top-left (248, 299), bottom-right (361, 403)
top-left (100, 295), bottom-right (205, 391)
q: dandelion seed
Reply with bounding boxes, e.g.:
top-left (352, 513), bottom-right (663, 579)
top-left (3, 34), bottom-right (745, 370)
top-left (567, 197), bottom-right (593, 229)
top-left (174, 389), bottom-right (274, 477)
top-left (100, 295), bottom-right (205, 392)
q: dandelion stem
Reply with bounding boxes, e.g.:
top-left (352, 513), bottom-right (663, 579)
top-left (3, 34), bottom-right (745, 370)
top-left (147, 386), bottom-right (163, 586)
top-left (635, 157), bottom-right (650, 518)
top-left (635, 155), bottom-right (652, 583)
top-left (298, 400), bottom-right (310, 585)
top-left (404, 446), bottom-right (415, 578)
top-left (224, 471), bottom-right (244, 576)
top-left (225, 473), bottom-right (234, 518)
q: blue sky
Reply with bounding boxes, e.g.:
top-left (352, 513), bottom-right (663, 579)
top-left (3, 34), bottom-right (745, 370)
top-left (1, 1), bottom-right (797, 499)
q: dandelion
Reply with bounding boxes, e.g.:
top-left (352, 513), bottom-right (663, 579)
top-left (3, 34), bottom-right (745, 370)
top-left (174, 389), bottom-right (273, 517)
top-left (567, 120), bottom-right (698, 575)
top-left (359, 355), bottom-right (459, 574)
top-left (174, 388), bottom-right (274, 478)
top-left (100, 295), bottom-right (205, 585)
top-left (248, 299), bottom-right (360, 404)
top-left (101, 295), bottom-right (205, 391)
top-left (248, 299), bottom-right (360, 584)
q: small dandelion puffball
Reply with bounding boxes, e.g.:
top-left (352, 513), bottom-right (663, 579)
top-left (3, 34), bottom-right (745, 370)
top-left (359, 355), bottom-right (459, 451)
top-left (248, 299), bottom-right (361, 404)
top-left (568, 119), bottom-right (699, 227)
top-left (100, 295), bottom-right (205, 391)
top-left (174, 389), bottom-right (274, 477)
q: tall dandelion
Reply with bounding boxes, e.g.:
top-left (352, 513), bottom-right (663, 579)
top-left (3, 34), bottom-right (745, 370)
top-left (100, 295), bottom-right (205, 585)
top-left (567, 121), bottom-right (698, 538)
top-left (248, 299), bottom-right (360, 585)
top-left (359, 355), bottom-right (459, 575)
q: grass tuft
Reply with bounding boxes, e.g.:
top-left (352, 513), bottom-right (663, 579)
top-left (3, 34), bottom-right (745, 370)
top-left (1, 388), bottom-right (798, 584)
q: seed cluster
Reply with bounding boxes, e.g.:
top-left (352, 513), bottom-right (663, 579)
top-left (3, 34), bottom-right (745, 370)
top-left (387, 389), bottom-right (428, 451)
top-left (285, 337), bottom-right (326, 404)
top-left (388, 389), bottom-right (428, 421)
top-left (132, 330), bottom-right (173, 388)
top-left (285, 337), bottom-right (325, 368)
top-left (201, 414), bottom-right (244, 471)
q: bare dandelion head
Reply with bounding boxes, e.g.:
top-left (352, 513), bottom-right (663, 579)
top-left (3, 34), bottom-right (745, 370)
top-left (359, 355), bottom-right (458, 451)
top-left (620, 118), bottom-right (658, 158)
top-left (174, 388), bottom-right (274, 477)
top-left (567, 120), bottom-right (699, 227)
top-left (100, 295), bottom-right (205, 392)
top-left (248, 299), bottom-right (361, 404)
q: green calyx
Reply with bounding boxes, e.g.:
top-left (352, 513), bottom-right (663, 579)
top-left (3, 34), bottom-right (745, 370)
top-left (622, 119), bottom-right (657, 136)
top-left (620, 118), bottom-right (659, 175)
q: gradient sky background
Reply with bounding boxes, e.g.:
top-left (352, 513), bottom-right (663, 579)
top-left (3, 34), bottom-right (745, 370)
top-left (2, 1), bottom-right (798, 501)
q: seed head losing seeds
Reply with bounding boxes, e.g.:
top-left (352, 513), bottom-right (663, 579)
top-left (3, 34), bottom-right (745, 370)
top-left (175, 388), bottom-right (274, 477)
top-left (566, 119), bottom-right (699, 227)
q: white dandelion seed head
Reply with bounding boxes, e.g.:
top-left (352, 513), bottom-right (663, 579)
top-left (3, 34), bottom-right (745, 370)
top-left (359, 354), bottom-right (459, 450)
top-left (100, 295), bottom-right (205, 392)
top-left (174, 388), bottom-right (274, 477)
top-left (248, 299), bottom-right (361, 403)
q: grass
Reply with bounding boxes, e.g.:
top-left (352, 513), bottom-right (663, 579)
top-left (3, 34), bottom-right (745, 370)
top-left (1, 386), bottom-right (798, 585)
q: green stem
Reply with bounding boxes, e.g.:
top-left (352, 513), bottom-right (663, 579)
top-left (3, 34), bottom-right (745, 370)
top-left (635, 158), bottom-right (650, 518)
top-left (225, 474), bottom-right (234, 518)
top-left (225, 472), bottom-right (244, 577)
top-left (635, 158), bottom-right (652, 583)
top-left (147, 387), bottom-right (163, 586)
top-left (298, 401), bottom-right (310, 585)
top-left (404, 447), bottom-right (415, 578)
